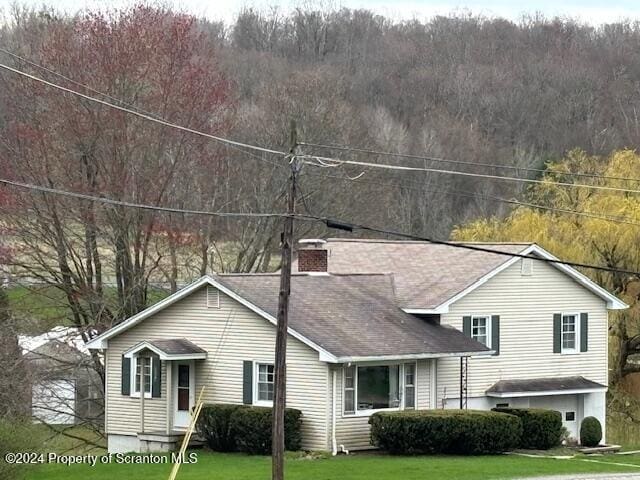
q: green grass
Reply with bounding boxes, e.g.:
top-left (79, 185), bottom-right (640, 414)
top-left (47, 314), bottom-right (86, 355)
top-left (8, 284), bottom-right (170, 333)
top-left (23, 450), bottom-right (640, 480)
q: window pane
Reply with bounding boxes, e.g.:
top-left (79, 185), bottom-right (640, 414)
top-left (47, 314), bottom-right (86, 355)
top-left (344, 366), bottom-right (356, 414)
top-left (178, 388), bottom-right (189, 411)
top-left (344, 389), bottom-right (355, 413)
top-left (471, 317), bottom-right (489, 346)
top-left (404, 363), bottom-right (416, 409)
top-left (405, 386), bottom-right (415, 409)
top-left (178, 365), bottom-right (190, 388)
top-left (357, 365), bottom-right (400, 410)
top-left (257, 364), bottom-right (274, 401)
top-left (562, 315), bottom-right (576, 350)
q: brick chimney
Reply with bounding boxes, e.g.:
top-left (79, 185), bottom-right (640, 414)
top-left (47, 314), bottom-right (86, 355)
top-left (297, 239), bottom-right (328, 272)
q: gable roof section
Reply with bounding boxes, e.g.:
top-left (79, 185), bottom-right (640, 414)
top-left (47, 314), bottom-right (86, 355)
top-left (124, 338), bottom-right (207, 360)
top-left (299, 239), bottom-right (626, 312)
top-left (215, 273), bottom-right (491, 361)
top-left (86, 273), bottom-right (492, 362)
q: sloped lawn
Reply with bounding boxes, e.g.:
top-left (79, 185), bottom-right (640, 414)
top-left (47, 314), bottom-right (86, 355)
top-left (24, 450), bottom-right (640, 480)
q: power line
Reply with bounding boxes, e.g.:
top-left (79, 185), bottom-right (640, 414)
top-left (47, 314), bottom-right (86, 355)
top-left (300, 154), bottom-right (640, 195)
top-left (301, 141), bottom-right (640, 184)
top-left (2, 176), bottom-right (637, 276)
top-left (0, 178), bottom-right (297, 220)
top-left (0, 61), bottom-right (289, 158)
top-left (305, 171), bottom-right (640, 226)
top-left (299, 212), bottom-right (640, 277)
top-left (0, 48), bottom-right (286, 171)
top-left (0, 47), bottom-right (163, 120)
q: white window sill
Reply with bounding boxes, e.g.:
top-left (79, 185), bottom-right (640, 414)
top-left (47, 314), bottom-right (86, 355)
top-left (254, 400), bottom-right (273, 407)
top-left (560, 349), bottom-right (579, 355)
top-left (130, 392), bottom-right (153, 399)
top-left (343, 407), bottom-right (401, 418)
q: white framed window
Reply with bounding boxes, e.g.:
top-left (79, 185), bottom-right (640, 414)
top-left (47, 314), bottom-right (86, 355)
top-left (404, 363), bottom-right (416, 410)
top-left (132, 355), bottom-right (153, 398)
top-left (561, 313), bottom-right (579, 354)
top-left (343, 363), bottom-right (416, 416)
top-left (254, 363), bottom-right (274, 405)
top-left (471, 316), bottom-right (491, 348)
top-left (344, 365), bottom-right (356, 415)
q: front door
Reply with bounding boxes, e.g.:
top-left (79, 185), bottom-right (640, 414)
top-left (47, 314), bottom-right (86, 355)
top-left (173, 361), bottom-right (195, 429)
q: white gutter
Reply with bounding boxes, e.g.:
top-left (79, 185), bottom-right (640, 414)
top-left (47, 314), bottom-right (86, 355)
top-left (333, 350), bottom-right (494, 363)
top-left (331, 370), bottom-right (337, 456)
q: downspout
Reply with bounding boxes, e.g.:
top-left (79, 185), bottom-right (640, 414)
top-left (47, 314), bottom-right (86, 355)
top-left (140, 357), bottom-right (145, 434)
top-left (331, 370), bottom-right (337, 456)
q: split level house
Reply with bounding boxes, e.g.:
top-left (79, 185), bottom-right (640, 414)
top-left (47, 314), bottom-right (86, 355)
top-left (86, 238), bottom-right (627, 453)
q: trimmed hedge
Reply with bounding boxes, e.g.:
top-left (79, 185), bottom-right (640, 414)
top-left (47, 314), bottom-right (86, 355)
top-left (492, 407), bottom-right (563, 450)
top-left (197, 404), bottom-right (244, 452)
top-left (196, 403), bottom-right (302, 455)
top-left (369, 409), bottom-right (522, 454)
top-left (580, 416), bottom-right (602, 447)
top-left (231, 405), bottom-right (302, 454)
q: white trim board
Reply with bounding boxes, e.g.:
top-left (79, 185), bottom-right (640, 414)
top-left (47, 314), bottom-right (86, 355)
top-left (403, 244), bottom-right (627, 314)
top-left (487, 387), bottom-right (608, 398)
top-left (123, 341), bottom-right (207, 361)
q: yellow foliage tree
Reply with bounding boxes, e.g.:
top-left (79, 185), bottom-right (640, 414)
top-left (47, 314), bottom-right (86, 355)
top-left (452, 149), bottom-right (640, 383)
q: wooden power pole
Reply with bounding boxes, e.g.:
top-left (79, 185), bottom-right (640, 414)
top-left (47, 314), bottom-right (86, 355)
top-left (272, 120), bottom-right (298, 480)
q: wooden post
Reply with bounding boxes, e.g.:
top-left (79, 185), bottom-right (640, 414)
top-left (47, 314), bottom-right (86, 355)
top-left (272, 120), bottom-right (298, 480)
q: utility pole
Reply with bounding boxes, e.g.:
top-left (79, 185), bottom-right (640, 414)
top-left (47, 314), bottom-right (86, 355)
top-left (272, 120), bottom-right (298, 480)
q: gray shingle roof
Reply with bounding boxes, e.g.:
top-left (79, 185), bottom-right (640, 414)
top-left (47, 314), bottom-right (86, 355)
top-left (214, 273), bottom-right (490, 359)
top-left (486, 376), bottom-right (607, 395)
top-left (293, 239), bottom-right (532, 309)
top-left (148, 338), bottom-right (207, 355)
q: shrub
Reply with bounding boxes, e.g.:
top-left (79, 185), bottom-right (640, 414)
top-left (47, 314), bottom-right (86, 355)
top-left (229, 406), bottom-right (302, 454)
top-left (580, 416), bottom-right (602, 447)
top-left (369, 409), bottom-right (522, 455)
top-left (196, 404), bottom-right (244, 452)
top-left (492, 408), bottom-right (563, 450)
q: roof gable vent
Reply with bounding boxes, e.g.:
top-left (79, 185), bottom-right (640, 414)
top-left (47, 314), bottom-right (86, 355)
top-left (207, 286), bottom-right (220, 308)
top-left (521, 257), bottom-right (533, 276)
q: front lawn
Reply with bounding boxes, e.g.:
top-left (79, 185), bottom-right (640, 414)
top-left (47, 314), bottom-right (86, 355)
top-left (24, 450), bottom-right (640, 480)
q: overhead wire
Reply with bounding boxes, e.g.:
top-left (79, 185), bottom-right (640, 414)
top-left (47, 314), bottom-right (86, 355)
top-left (300, 141), bottom-right (640, 184)
top-left (299, 154), bottom-right (640, 195)
top-left (304, 171), bottom-right (640, 226)
top-left (1, 176), bottom-right (638, 276)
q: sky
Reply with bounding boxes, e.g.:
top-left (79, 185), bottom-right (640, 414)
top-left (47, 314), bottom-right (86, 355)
top-left (1, 0), bottom-right (640, 25)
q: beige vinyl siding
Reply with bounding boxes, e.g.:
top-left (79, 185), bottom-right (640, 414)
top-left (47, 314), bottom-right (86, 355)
top-left (331, 359), bottom-right (432, 450)
top-left (437, 259), bottom-right (608, 401)
top-left (106, 286), bottom-right (329, 451)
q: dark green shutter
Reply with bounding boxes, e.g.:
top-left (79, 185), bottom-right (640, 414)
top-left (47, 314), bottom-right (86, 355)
top-left (491, 315), bottom-right (500, 355)
top-left (580, 313), bottom-right (589, 352)
top-left (463, 316), bottom-right (471, 337)
top-left (152, 356), bottom-right (161, 398)
top-left (121, 356), bottom-right (131, 395)
top-left (243, 361), bottom-right (253, 404)
top-left (553, 313), bottom-right (562, 353)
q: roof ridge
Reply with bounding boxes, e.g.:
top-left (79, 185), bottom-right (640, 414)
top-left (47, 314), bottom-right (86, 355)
top-left (324, 238), bottom-right (533, 246)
